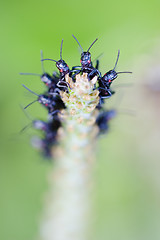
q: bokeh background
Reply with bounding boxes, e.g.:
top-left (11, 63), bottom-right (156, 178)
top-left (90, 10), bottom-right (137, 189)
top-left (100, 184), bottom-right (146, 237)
top-left (0, 0), bottom-right (160, 239)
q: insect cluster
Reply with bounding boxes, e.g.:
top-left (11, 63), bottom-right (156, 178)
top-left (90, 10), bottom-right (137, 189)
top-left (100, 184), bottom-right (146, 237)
top-left (21, 35), bottom-right (131, 157)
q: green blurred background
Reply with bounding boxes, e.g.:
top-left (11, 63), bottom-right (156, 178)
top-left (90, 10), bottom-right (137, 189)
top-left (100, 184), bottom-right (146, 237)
top-left (0, 0), bottom-right (160, 239)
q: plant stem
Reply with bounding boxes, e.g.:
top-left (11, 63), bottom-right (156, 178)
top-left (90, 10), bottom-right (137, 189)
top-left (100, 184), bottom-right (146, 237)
top-left (39, 73), bottom-right (98, 240)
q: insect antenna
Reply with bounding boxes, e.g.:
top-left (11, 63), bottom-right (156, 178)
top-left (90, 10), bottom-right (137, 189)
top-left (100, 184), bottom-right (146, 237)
top-left (72, 34), bottom-right (83, 52)
top-left (87, 38), bottom-right (98, 52)
top-left (60, 39), bottom-right (63, 60)
top-left (40, 50), bottom-right (45, 73)
top-left (19, 104), bottom-right (33, 133)
top-left (20, 123), bottom-right (32, 134)
top-left (19, 104), bottom-right (34, 121)
top-left (50, 109), bottom-right (60, 116)
top-left (24, 100), bottom-right (38, 109)
top-left (92, 52), bottom-right (104, 63)
top-left (113, 50), bottom-right (120, 70)
top-left (22, 84), bottom-right (40, 97)
top-left (20, 73), bottom-right (41, 77)
top-left (117, 71), bottom-right (132, 74)
top-left (41, 59), bottom-right (57, 62)
top-left (57, 80), bottom-right (69, 90)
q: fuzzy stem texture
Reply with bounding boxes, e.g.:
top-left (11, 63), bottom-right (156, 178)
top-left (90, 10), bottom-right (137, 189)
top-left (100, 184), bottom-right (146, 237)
top-left (39, 73), bottom-right (99, 240)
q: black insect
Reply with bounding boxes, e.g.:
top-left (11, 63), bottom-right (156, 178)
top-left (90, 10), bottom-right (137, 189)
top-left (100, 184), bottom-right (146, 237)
top-left (33, 118), bottom-right (61, 132)
top-left (20, 72), bottom-right (59, 89)
top-left (40, 50), bottom-right (59, 89)
top-left (72, 34), bottom-right (101, 80)
top-left (41, 40), bottom-right (70, 81)
top-left (31, 135), bottom-right (54, 158)
top-left (33, 118), bottom-right (61, 143)
top-left (96, 110), bottom-right (116, 134)
top-left (22, 84), bottom-right (65, 115)
top-left (32, 118), bottom-right (61, 157)
top-left (99, 50), bottom-right (132, 99)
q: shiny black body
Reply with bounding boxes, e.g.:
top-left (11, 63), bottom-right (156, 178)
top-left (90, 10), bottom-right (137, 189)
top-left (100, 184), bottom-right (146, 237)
top-left (96, 110), bottom-right (116, 134)
top-left (98, 70), bottom-right (117, 99)
top-left (38, 95), bottom-right (65, 115)
top-left (41, 73), bottom-right (59, 89)
top-left (41, 40), bottom-right (71, 84)
top-left (22, 84), bottom-right (65, 115)
top-left (98, 51), bottom-right (120, 100)
top-left (102, 70), bottom-right (118, 87)
top-left (33, 118), bottom-right (61, 137)
top-left (56, 59), bottom-right (70, 79)
top-left (72, 35), bottom-right (101, 80)
top-left (98, 50), bottom-right (132, 100)
top-left (33, 118), bottom-right (61, 157)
